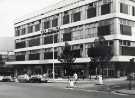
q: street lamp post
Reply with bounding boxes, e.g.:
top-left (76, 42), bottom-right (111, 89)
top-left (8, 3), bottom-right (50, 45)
top-left (41, 27), bottom-right (60, 80)
top-left (128, 58), bottom-right (134, 90)
top-left (52, 27), bottom-right (60, 80)
top-left (52, 33), bottom-right (55, 80)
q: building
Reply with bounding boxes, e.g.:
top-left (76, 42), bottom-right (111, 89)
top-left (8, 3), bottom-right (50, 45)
top-left (6, 0), bottom-right (135, 78)
top-left (0, 37), bottom-right (14, 76)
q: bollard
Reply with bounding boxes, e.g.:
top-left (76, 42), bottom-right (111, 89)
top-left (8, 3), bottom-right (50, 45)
top-left (68, 80), bottom-right (74, 88)
top-left (98, 75), bottom-right (103, 85)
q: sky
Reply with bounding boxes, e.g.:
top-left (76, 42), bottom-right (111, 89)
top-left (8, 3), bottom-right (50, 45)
top-left (0, 0), bottom-right (62, 37)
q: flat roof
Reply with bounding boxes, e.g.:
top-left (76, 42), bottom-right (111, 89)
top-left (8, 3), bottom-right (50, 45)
top-left (14, 0), bottom-right (82, 24)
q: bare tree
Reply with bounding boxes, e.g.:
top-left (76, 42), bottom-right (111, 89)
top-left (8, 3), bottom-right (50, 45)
top-left (58, 42), bottom-right (76, 77)
top-left (88, 36), bottom-right (113, 76)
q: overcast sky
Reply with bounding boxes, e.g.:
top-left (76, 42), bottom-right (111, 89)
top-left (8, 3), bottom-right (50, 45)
top-left (0, 0), bottom-right (62, 37)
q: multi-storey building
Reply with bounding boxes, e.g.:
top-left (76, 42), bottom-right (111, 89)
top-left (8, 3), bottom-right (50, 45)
top-left (6, 0), bottom-right (135, 78)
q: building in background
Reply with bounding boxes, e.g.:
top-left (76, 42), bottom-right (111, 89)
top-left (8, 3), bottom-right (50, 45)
top-left (6, 0), bottom-right (135, 78)
top-left (0, 37), bottom-right (14, 76)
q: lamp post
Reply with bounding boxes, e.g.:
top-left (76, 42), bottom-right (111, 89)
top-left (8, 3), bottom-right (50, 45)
top-left (128, 58), bottom-right (134, 90)
top-left (52, 27), bottom-right (60, 80)
top-left (41, 27), bottom-right (60, 80)
top-left (52, 32), bottom-right (55, 80)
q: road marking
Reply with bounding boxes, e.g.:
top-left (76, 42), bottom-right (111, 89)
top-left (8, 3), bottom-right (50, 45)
top-left (111, 91), bottom-right (129, 96)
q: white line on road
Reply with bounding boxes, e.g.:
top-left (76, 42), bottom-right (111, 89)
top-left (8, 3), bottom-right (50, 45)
top-left (111, 91), bottom-right (129, 96)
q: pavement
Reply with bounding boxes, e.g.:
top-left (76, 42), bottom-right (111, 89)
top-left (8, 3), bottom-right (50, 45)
top-left (45, 77), bottom-right (135, 95)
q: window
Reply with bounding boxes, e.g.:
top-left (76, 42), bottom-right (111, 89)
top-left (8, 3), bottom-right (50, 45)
top-left (120, 40), bottom-right (130, 46)
top-left (44, 35), bottom-right (53, 44)
top-left (52, 18), bottom-right (58, 27)
top-left (54, 34), bottom-right (58, 43)
top-left (15, 30), bottom-right (20, 36)
top-left (16, 41), bottom-right (26, 49)
top-left (28, 26), bottom-right (33, 33)
top-left (101, 3), bottom-right (111, 15)
top-left (120, 25), bottom-right (131, 35)
top-left (29, 53), bottom-right (40, 60)
top-left (44, 21), bottom-right (50, 29)
top-left (73, 12), bottom-right (81, 22)
top-left (35, 23), bottom-right (40, 32)
top-left (21, 28), bottom-right (26, 35)
top-left (63, 33), bottom-right (71, 41)
top-left (44, 52), bottom-right (53, 59)
top-left (63, 15), bottom-right (69, 24)
top-left (16, 55), bottom-right (25, 61)
top-left (121, 46), bottom-right (135, 56)
top-left (132, 6), bottom-right (135, 16)
top-left (29, 37), bottom-right (40, 47)
top-left (72, 49), bottom-right (81, 58)
top-left (120, 3), bottom-right (128, 14)
top-left (98, 25), bottom-right (110, 36)
top-left (87, 7), bottom-right (96, 18)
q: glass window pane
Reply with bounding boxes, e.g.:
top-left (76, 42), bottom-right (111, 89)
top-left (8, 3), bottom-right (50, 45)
top-left (120, 3), bottom-right (128, 14)
top-left (98, 25), bottom-right (110, 36)
top-left (101, 3), bottom-right (111, 15)
top-left (87, 7), bottom-right (96, 18)
top-left (120, 25), bottom-right (131, 35)
top-left (73, 12), bottom-right (81, 22)
top-left (52, 18), bottom-right (58, 27)
top-left (63, 15), bottom-right (69, 24)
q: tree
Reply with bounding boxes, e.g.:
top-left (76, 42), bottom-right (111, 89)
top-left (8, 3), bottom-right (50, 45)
top-left (58, 42), bottom-right (76, 76)
top-left (127, 58), bottom-right (135, 90)
top-left (88, 36), bottom-right (113, 76)
top-left (0, 55), bottom-right (4, 66)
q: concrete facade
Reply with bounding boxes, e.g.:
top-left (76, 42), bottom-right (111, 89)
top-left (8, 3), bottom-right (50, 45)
top-left (6, 0), bottom-right (135, 78)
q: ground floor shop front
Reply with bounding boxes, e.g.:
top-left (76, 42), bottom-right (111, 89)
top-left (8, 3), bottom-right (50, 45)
top-left (8, 62), bottom-right (129, 79)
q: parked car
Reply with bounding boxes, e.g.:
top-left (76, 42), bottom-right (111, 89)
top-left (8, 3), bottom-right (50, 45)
top-left (2, 76), bottom-right (14, 82)
top-left (0, 76), bottom-right (4, 81)
top-left (17, 74), bottom-right (30, 83)
top-left (29, 74), bottom-right (48, 83)
top-left (29, 75), bottom-right (42, 83)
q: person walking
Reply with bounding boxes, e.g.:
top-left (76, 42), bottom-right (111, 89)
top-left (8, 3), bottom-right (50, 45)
top-left (73, 72), bottom-right (78, 83)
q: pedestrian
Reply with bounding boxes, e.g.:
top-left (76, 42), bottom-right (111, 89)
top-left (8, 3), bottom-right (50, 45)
top-left (73, 72), bottom-right (78, 83)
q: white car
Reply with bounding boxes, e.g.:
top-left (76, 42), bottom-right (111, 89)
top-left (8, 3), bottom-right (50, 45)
top-left (17, 74), bottom-right (30, 83)
top-left (0, 76), bottom-right (3, 81)
top-left (2, 76), bottom-right (14, 82)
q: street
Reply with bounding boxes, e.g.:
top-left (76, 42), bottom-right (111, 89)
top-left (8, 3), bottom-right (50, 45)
top-left (0, 82), bottom-right (134, 98)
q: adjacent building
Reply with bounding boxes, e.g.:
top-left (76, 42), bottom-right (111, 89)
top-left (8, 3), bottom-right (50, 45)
top-left (6, 0), bottom-right (135, 78)
top-left (0, 37), bottom-right (14, 76)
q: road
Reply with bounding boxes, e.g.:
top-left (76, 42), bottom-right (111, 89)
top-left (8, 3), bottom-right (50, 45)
top-left (0, 82), bottom-right (134, 98)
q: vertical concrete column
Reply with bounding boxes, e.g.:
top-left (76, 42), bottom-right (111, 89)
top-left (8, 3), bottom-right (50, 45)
top-left (97, 1), bottom-right (101, 16)
top-left (41, 19), bottom-right (44, 30)
top-left (113, 40), bottom-right (120, 56)
top-left (81, 44), bottom-right (87, 58)
top-left (40, 35), bottom-right (44, 45)
top-left (58, 13), bottom-right (62, 26)
top-left (40, 49), bottom-right (44, 60)
top-left (33, 23), bottom-right (35, 32)
top-left (113, 0), bottom-right (120, 14)
top-left (25, 51), bottom-right (30, 60)
top-left (26, 39), bottom-right (29, 47)
top-left (113, 18), bottom-right (120, 34)
top-left (81, 6), bottom-right (86, 20)
top-left (25, 24), bottom-right (28, 34)
top-left (113, 18), bottom-right (120, 56)
top-left (58, 14), bottom-right (62, 43)
top-left (69, 11), bottom-right (72, 23)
